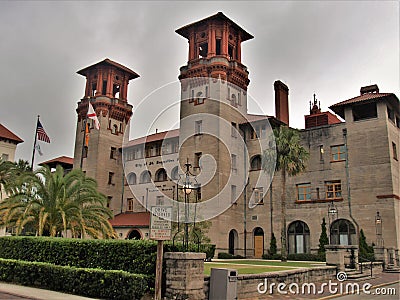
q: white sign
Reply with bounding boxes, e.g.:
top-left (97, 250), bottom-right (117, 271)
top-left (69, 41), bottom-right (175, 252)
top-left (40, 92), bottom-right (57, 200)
top-left (150, 206), bottom-right (172, 240)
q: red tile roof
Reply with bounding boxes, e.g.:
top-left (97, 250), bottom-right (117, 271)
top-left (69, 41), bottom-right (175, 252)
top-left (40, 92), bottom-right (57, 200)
top-left (124, 129), bottom-right (180, 147)
top-left (329, 92), bottom-right (398, 119)
top-left (39, 156), bottom-right (74, 168)
top-left (0, 124), bottom-right (23, 144)
top-left (176, 12), bottom-right (253, 42)
top-left (109, 212), bottom-right (150, 227)
top-left (77, 58), bottom-right (140, 80)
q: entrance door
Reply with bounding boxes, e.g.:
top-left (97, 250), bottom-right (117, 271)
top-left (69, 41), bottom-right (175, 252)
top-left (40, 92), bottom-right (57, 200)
top-left (253, 227), bottom-right (264, 258)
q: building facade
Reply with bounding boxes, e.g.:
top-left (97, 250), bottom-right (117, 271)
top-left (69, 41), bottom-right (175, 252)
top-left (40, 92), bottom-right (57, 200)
top-left (73, 13), bottom-right (400, 259)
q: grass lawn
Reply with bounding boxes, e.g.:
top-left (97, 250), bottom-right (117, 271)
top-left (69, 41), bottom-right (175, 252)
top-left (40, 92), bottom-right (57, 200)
top-left (204, 260), bottom-right (326, 275)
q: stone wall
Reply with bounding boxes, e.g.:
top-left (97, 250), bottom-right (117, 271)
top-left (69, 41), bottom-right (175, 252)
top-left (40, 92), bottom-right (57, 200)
top-left (164, 252), bottom-right (206, 300)
top-left (204, 266), bottom-right (337, 299)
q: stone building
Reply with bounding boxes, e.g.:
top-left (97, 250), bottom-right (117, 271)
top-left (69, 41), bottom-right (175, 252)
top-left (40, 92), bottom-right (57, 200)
top-left (72, 13), bottom-right (399, 260)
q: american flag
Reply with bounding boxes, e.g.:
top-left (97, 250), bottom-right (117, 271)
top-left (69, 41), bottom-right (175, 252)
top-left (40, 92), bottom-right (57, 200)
top-left (36, 120), bottom-right (50, 143)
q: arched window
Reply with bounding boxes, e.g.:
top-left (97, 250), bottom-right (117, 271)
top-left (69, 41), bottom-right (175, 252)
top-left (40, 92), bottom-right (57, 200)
top-left (229, 229), bottom-right (238, 255)
top-left (288, 221), bottom-right (310, 254)
top-left (128, 229), bottom-right (141, 240)
top-left (250, 155), bottom-right (262, 171)
top-left (155, 168), bottom-right (167, 182)
top-left (140, 170), bottom-right (151, 184)
top-left (171, 166), bottom-right (179, 181)
top-left (111, 124), bottom-right (118, 135)
top-left (330, 219), bottom-right (356, 245)
top-left (127, 172), bottom-right (137, 185)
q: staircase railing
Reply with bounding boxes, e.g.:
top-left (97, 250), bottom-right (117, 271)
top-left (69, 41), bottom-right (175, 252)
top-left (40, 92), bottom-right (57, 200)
top-left (358, 256), bottom-right (373, 277)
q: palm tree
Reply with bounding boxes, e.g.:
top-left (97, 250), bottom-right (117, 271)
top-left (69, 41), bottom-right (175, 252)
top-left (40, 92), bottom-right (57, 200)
top-left (0, 159), bottom-right (17, 198)
top-left (0, 165), bottom-right (116, 238)
top-left (263, 126), bottom-right (308, 261)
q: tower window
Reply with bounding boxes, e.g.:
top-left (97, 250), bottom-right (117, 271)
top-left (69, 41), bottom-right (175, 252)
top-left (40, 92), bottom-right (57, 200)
top-left (231, 185), bottom-right (237, 203)
top-left (228, 44), bottom-right (234, 59)
top-left (199, 43), bottom-right (208, 58)
top-left (216, 39), bottom-right (221, 55)
top-left (110, 147), bottom-right (117, 159)
top-left (231, 122), bottom-right (237, 138)
top-left (83, 146), bottom-right (88, 158)
top-left (102, 80), bottom-right (107, 95)
top-left (194, 152), bottom-right (202, 168)
top-left (112, 124), bottom-right (118, 135)
top-left (107, 196), bottom-right (112, 208)
top-left (393, 142), bottom-right (398, 161)
top-left (113, 84), bottom-right (120, 99)
top-left (127, 198), bottom-right (134, 211)
top-left (195, 120), bottom-right (202, 135)
top-left (352, 102), bottom-right (377, 121)
top-left (108, 172), bottom-right (114, 185)
top-left (91, 83), bottom-right (97, 97)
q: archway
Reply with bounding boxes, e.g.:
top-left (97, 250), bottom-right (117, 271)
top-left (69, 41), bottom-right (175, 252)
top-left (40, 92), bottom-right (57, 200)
top-left (330, 219), bottom-right (356, 245)
top-left (253, 227), bottom-right (264, 258)
top-left (288, 221), bottom-right (310, 254)
top-left (228, 229), bottom-right (238, 255)
top-left (128, 229), bottom-right (142, 240)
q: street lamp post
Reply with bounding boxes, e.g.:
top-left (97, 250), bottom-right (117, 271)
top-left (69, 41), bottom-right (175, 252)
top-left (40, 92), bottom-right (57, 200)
top-left (375, 211), bottom-right (383, 247)
top-left (328, 201), bottom-right (338, 244)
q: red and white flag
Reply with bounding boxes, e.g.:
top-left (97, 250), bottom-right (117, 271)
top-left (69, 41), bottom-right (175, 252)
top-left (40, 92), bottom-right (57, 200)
top-left (87, 102), bottom-right (100, 130)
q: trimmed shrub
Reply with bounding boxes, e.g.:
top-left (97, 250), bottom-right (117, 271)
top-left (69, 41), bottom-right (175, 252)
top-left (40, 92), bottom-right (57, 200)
top-left (287, 253), bottom-right (326, 262)
top-left (165, 242), bottom-right (215, 260)
top-left (217, 252), bottom-right (244, 259)
top-left (262, 253), bottom-right (282, 260)
top-left (0, 258), bottom-right (148, 300)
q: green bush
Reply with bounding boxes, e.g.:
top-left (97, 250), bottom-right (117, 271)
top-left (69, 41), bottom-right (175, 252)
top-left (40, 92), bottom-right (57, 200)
top-left (217, 252), bottom-right (244, 259)
top-left (0, 258), bottom-right (148, 300)
top-left (262, 253), bottom-right (325, 261)
top-left (262, 253), bottom-right (282, 260)
top-left (165, 242), bottom-right (215, 260)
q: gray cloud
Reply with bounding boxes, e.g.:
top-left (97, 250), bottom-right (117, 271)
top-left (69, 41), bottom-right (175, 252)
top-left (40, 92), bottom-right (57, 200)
top-left (0, 1), bottom-right (398, 166)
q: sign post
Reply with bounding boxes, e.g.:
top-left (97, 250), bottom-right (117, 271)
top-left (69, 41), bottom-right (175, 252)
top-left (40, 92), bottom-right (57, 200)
top-left (150, 206), bottom-right (172, 300)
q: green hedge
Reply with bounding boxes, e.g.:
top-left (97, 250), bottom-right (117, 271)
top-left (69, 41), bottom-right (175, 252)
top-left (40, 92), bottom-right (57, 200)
top-left (262, 252), bottom-right (326, 261)
top-left (165, 242), bottom-right (215, 260)
top-left (0, 258), bottom-right (148, 300)
top-left (0, 236), bottom-right (157, 275)
top-left (217, 252), bottom-right (244, 259)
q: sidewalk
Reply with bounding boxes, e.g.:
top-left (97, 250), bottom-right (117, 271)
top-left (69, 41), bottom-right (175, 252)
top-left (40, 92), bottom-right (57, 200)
top-left (0, 283), bottom-right (98, 300)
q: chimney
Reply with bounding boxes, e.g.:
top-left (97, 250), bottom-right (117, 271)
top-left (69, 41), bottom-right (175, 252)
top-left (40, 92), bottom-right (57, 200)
top-left (274, 80), bottom-right (289, 125)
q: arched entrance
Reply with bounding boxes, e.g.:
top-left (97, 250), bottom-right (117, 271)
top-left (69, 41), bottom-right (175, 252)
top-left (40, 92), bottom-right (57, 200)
top-left (288, 221), bottom-right (310, 254)
top-left (127, 229), bottom-right (142, 240)
top-left (330, 219), bottom-right (356, 245)
top-left (253, 227), bottom-right (264, 258)
top-left (228, 229), bottom-right (238, 255)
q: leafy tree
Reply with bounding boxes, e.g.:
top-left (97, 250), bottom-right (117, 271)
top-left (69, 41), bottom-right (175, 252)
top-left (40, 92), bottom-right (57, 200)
top-left (318, 217), bottom-right (329, 254)
top-left (0, 159), bottom-right (15, 198)
top-left (269, 232), bottom-right (277, 255)
top-left (0, 165), bottom-right (116, 239)
top-left (263, 126), bottom-right (309, 261)
top-left (359, 229), bottom-right (374, 260)
top-left (171, 220), bottom-right (211, 244)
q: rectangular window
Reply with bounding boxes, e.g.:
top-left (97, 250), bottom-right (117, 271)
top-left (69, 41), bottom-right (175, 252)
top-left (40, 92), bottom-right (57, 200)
top-left (231, 185), bottom-right (237, 203)
top-left (331, 145), bottom-right (346, 161)
top-left (393, 142), bottom-right (398, 161)
top-left (387, 106), bottom-right (395, 122)
top-left (352, 102), bottom-right (377, 121)
top-left (197, 187), bottom-right (201, 200)
top-left (325, 181), bottom-right (342, 199)
top-left (231, 154), bottom-right (237, 173)
top-left (205, 86), bottom-right (209, 98)
top-left (297, 183), bottom-right (311, 201)
top-left (216, 39), bottom-right (221, 55)
top-left (1, 153), bottom-right (9, 161)
top-left (127, 198), bottom-right (134, 211)
top-left (195, 120), bottom-right (202, 135)
top-left (162, 142), bottom-right (171, 155)
top-left (156, 196), bottom-right (164, 206)
top-left (134, 147), bottom-right (143, 159)
top-left (107, 196), bottom-right (112, 208)
top-left (231, 122), bottom-right (237, 138)
top-left (83, 146), bottom-right (88, 158)
top-left (102, 80), bottom-right (107, 95)
top-left (110, 147), bottom-right (117, 159)
top-left (189, 89), bottom-right (194, 103)
top-left (194, 152), bottom-right (202, 168)
top-left (254, 187), bottom-right (264, 204)
top-left (108, 172), bottom-right (114, 185)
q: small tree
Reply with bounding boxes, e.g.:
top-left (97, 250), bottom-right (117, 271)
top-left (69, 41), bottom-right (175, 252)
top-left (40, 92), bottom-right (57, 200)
top-left (318, 217), bottom-right (329, 254)
top-left (269, 232), bottom-right (277, 255)
top-left (359, 229), bottom-right (374, 261)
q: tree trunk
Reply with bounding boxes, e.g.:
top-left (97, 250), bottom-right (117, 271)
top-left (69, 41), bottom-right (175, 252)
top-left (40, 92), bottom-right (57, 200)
top-left (281, 169), bottom-right (287, 261)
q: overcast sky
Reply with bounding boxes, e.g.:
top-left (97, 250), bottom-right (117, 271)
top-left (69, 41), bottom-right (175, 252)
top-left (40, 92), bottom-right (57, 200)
top-left (0, 1), bottom-right (398, 166)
